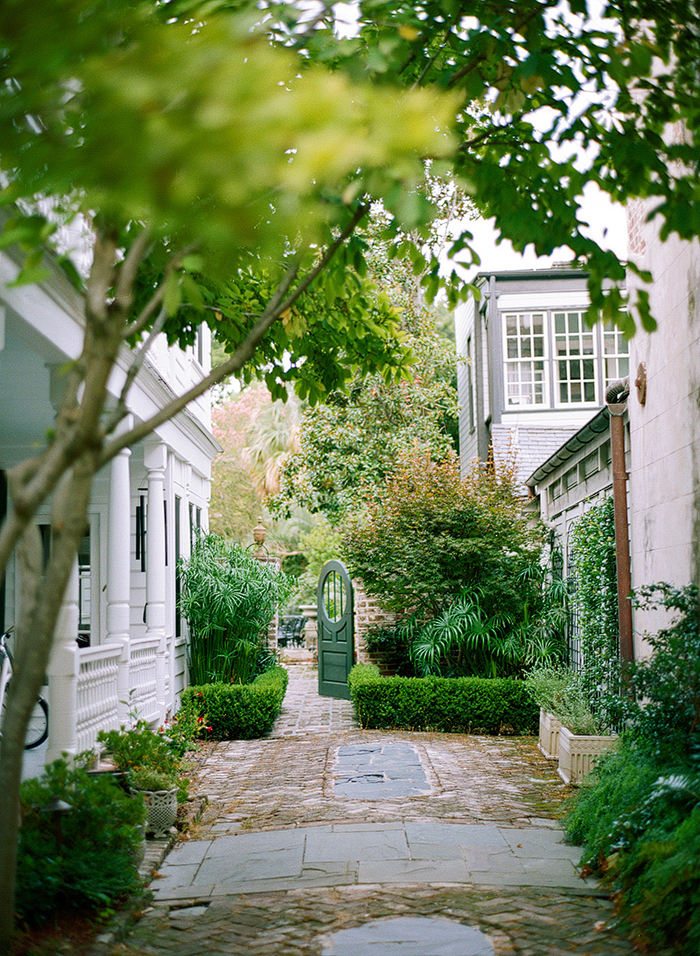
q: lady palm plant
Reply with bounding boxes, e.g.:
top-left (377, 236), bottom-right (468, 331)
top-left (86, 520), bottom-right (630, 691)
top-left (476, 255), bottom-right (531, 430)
top-left (409, 590), bottom-right (519, 678)
top-left (179, 534), bottom-right (292, 685)
top-left (408, 560), bottom-right (568, 678)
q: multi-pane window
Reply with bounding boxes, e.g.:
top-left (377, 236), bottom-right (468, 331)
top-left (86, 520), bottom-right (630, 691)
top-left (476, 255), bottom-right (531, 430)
top-left (602, 320), bottom-right (630, 387)
top-left (504, 312), bottom-right (546, 406)
top-left (553, 311), bottom-right (596, 404)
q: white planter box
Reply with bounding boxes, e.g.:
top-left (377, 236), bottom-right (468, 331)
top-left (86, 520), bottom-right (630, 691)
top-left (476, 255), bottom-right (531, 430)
top-left (538, 709), bottom-right (561, 760)
top-left (558, 726), bottom-right (617, 786)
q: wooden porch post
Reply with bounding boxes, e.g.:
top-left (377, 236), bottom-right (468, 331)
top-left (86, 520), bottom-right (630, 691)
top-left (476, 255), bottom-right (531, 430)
top-left (145, 441), bottom-right (168, 721)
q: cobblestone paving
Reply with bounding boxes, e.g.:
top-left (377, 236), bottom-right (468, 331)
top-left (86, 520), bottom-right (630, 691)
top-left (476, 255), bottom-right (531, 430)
top-left (108, 664), bottom-right (643, 955)
top-left (113, 885), bottom-right (635, 956)
top-left (193, 666), bottom-right (568, 835)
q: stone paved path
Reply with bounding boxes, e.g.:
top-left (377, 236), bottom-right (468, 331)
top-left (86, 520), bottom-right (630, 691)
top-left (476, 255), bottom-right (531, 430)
top-left (108, 664), bottom-right (641, 956)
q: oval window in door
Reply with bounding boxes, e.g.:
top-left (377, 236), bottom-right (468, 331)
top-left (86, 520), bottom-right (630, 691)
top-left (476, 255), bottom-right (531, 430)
top-left (322, 570), bottom-right (346, 623)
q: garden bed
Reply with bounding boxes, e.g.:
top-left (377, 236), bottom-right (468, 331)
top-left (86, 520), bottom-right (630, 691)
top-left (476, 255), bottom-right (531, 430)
top-left (348, 664), bottom-right (538, 734)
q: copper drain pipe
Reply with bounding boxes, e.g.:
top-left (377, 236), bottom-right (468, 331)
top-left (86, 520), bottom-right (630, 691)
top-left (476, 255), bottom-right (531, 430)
top-left (606, 380), bottom-right (634, 666)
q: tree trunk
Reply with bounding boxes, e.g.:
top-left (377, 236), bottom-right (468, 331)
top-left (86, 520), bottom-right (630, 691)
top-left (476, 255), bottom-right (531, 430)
top-left (0, 460), bottom-right (95, 953)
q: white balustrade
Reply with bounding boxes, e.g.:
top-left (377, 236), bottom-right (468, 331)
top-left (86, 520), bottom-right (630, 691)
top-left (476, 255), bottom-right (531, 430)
top-left (130, 637), bottom-right (160, 725)
top-left (76, 644), bottom-right (121, 752)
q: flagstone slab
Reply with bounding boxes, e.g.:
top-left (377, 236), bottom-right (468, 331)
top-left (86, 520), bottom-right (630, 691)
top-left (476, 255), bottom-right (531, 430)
top-left (321, 917), bottom-right (495, 956)
top-left (334, 742), bottom-right (431, 799)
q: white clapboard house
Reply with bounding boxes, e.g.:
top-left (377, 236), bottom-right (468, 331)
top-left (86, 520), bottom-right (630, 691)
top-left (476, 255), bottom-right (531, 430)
top-left (0, 241), bottom-right (219, 763)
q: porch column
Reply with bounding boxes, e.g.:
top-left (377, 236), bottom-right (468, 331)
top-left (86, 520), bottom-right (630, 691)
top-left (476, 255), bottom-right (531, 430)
top-left (145, 441), bottom-right (167, 721)
top-left (107, 426), bottom-right (132, 726)
top-left (46, 559), bottom-right (80, 762)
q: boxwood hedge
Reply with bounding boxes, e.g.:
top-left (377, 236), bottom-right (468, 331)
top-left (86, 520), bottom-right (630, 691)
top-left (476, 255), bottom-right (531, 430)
top-left (181, 666), bottom-right (288, 739)
top-left (348, 663), bottom-right (537, 734)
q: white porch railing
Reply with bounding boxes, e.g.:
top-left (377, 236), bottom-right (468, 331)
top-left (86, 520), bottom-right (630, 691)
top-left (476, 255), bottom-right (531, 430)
top-left (76, 643), bottom-right (121, 752)
top-left (130, 637), bottom-right (160, 725)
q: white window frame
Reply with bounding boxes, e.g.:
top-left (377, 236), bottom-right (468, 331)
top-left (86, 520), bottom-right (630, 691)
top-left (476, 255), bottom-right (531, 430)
top-left (602, 319), bottom-right (630, 389)
top-left (552, 309), bottom-right (599, 407)
top-left (503, 311), bottom-right (548, 408)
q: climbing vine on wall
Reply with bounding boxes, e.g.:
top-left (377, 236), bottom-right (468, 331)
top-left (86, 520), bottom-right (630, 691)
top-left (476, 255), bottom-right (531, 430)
top-left (571, 497), bottom-right (622, 730)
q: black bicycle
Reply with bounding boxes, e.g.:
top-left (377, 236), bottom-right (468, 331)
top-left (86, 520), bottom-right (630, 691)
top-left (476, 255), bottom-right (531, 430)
top-left (0, 628), bottom-right (49, 750)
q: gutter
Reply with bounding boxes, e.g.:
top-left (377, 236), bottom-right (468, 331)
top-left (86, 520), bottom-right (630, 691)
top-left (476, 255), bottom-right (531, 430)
top-left (526, 407), bottom-right (610, 488)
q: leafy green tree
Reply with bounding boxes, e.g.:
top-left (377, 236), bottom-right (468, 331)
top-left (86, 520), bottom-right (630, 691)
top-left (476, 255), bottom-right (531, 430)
top-left (342, 450), bottom-right (543, 619)
top-left (273, 224), bottom-right (460, 524)
top-left (277, 0), bottom-right (700, 331)
top-left (0, 1), bottom-right (461, 941)
top-left (274, 313), bottom-right (458, 523)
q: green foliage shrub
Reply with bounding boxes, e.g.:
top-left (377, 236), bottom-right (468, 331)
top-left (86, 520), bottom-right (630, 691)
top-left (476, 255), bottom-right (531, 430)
top-left (97, 717), bottom-right (190, 799)
top-left (570, 498), bottom-right (624, 729)
top-left (525, 666), bottom-right (604, 735)
top-left (565, 584), bottom-right (700, 953)
top-left (342, 452), bottom-right (561, 679)
top-left (566, 740), bottom-right (700, 953)
top-left (97, 719), bottom-right (181, 779)
top-left (630, 582), bottom-right (700, 762)
top-left (348, 664), bottom-right (538, 734)
top-left (342, 451), bottom-right (543, 621)
top-left (179, 533), bottom-right (292, 685)
top-left (363, 623), bottom-right (414, 675)
top-left (17, 760), bottom-right (145, 924)
top-left (181, 666), bottom-right (288, 739)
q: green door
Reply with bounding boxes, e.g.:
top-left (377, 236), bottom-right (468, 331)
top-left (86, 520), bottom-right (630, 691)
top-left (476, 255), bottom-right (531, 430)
top-left (317, 560), bottom-right (354, 699)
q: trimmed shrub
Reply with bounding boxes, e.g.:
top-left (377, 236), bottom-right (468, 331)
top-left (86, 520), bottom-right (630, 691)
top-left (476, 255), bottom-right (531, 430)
top-left (348, 664), bottom-right (538, 734)
top-left (17, 760), bottom-right (145, 924)
top-left (181, 666), bottom-right (288, 738)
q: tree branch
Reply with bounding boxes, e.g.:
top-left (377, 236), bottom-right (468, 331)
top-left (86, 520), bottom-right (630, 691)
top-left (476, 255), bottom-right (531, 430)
top-left (99, 306), bottom-right (169, 440)
top-left (411, 28), bottom-right (452, 90)
top-left (100, 203), bottom-right (369, 467)
top-left (86, 230), bottom-right (117, 321)
top-left (447, 6), bottom-right (543, 89)
top-left (114, 227), bottom-right (152, 314)
top-left (99, 258), bottom-right (302, 465)
top-left (274, 203), bottom-right (368, 317)
top-left (123, 244), bottom-right (199, 340)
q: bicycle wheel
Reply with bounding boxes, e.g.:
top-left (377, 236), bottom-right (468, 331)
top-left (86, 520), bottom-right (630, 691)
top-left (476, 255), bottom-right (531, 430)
top-left (25, 695), bottom-right (49, 750)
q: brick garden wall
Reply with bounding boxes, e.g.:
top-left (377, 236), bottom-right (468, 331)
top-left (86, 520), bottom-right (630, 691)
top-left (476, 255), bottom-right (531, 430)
top-left (353, 578), bottom-right (401, 675)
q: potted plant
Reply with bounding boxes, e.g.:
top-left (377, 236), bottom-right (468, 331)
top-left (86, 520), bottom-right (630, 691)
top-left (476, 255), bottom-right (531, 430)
top-left (525, 667), bottom-right (569, 760)
top-left (554, 700), bottom-right (616, 787)
top-left (526, 667), bottom-right (617, 784)
top-left (97, 720), bottom-right (185, 837)
top-left (129, 766), bottom-right (180, 838)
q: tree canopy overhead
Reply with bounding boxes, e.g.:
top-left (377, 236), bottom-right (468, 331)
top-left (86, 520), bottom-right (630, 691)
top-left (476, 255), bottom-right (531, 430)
top-left (273, 0), bottom-right (700, 331)
top-left (0, 1), bottom-right (462, 941)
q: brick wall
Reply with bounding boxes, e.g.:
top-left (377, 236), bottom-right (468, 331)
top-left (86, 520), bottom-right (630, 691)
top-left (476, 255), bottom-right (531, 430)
top-left (352, 578), bottom-right (402, 675)
top-left (627, 199), bottom-right (647, 256)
